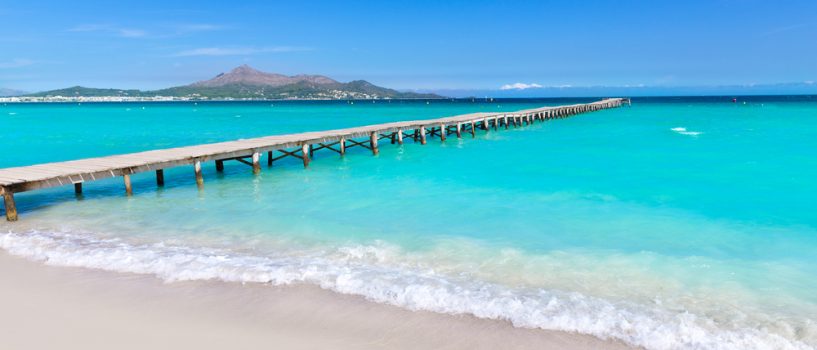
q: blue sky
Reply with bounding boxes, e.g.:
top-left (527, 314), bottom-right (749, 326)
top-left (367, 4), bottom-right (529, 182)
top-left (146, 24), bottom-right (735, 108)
top-left (2, 0), bottom-right (817, 95)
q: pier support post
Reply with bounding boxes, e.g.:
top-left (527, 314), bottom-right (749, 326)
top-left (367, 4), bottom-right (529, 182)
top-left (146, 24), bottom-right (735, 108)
top-left (470, 121), bottom-right (476, 138)
top-left (268, 151), bottom-right (273, 166)
top-left (3, 189), bottom-right (17, 222)
top-left (194, 161), bottom-right (203, 189)
top-left (504, 115), bottom-right (509, 129)
top-left (252, 152), bottom-right (261, 174)
top-left (455, 123), bottom-right (462, 138)
top-left (74, 182), bottom-right (82, 196)
top-left (419, 126), bottom-right (427, 145)
top-left (302, 144), bottom-right (311, 168)
top-left (215, 160), bottom-right (224, 172)
top-left (156, 169), bottom-right (164, 186)
top-left (370, 132), bottom-right (379, 155)
top-left (397, 130), bottom-right (404, 145)
top-left (339, 138), bottom-right (346, 156)
top-left (440, 124), bottom-right (446, 142)
top-left (124, 174), bottom-right (133, 196)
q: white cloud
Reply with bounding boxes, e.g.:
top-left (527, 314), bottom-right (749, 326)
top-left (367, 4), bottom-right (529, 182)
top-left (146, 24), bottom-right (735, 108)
top-left (176, 24), bottom-right (224, 33)
top-left (119, 28), bottom-right (147, 38)
top-left (68, 24), bottom-right (110, 32)
top-left (67, 24), bottom-right (147, 38)
top-left (68, 23), bottom-right (227, 40)
top-left (171, 46), bottom-right (311, 57)
top-left (764, 23), bottom-right (811, 36)
top-left (0, 58), bottom-right (34, 69)
top-left (500, 82), bottom-right (543, 90)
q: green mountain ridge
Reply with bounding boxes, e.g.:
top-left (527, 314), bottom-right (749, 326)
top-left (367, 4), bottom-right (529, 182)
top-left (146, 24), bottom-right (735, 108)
top-left (27, 66), bottom-right (444, 100)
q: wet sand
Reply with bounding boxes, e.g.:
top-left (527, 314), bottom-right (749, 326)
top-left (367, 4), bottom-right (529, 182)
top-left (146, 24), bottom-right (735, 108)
top-left (0, 251), bottom-right (635, 350)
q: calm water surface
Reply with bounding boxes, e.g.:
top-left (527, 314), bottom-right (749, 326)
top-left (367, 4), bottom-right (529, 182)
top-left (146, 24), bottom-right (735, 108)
top-left (2, 97), bottom-right (816, 349)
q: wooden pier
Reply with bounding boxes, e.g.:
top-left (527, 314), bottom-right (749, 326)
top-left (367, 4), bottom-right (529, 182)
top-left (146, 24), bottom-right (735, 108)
top-left (0, 98), bottom-right (627, 221)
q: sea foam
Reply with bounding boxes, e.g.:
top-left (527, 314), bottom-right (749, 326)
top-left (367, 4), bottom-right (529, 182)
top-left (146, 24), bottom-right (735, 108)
top-left (671, 127), bottom-right (702, 136)
top-left (1, 230), bottom-right (811, 350)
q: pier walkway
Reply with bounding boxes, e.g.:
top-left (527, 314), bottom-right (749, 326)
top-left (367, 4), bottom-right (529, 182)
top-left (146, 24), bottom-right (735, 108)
top-left (1, 98), bottom-right (627, 221)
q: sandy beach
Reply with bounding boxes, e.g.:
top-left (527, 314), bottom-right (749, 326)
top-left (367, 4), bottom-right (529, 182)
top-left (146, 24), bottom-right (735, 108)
top-left (0, 251), bottom-right (634, 350)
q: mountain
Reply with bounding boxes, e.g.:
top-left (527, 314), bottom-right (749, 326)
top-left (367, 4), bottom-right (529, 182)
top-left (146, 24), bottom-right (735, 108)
top-left (190, 65), bottom-right (338, 87)
top-left (27, 65), bottom-right (444, 100)
top-left (0, 88), bottom-right (27, 97)
top-left (27, 86), bottom-right (142, 97)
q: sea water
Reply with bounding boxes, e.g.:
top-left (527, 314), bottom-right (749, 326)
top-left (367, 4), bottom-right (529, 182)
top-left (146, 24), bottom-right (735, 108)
top-left (1, 97), bottom-right (816, 350)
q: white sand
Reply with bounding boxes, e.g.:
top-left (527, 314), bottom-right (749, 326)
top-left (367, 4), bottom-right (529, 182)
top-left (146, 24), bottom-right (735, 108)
top-left (0, 251), bottom-right (635, 350)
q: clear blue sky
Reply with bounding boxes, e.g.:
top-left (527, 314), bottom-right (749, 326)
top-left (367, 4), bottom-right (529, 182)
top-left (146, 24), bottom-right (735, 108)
top-left (2, 0), bottom-right (817, 94)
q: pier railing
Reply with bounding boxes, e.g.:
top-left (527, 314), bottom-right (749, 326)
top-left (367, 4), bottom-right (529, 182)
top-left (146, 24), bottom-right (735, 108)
top-left (0, 98), bottom-right (627, 221)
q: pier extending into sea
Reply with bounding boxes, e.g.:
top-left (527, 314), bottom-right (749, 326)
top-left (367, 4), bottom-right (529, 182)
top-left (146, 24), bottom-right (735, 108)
top-left (0, 98), bottom-right (627, 221)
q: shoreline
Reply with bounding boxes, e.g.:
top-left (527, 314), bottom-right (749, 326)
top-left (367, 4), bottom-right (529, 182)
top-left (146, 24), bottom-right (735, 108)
top-left (0, 250), bottom-right (634, 350)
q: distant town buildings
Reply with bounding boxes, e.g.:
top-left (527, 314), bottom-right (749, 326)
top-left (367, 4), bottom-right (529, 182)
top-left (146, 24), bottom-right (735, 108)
top-left (0, 90), bottom-right (391, 103)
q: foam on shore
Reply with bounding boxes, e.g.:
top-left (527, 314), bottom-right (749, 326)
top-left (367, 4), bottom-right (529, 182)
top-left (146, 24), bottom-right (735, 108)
top-left (1, 229), bottom-right (811, 350)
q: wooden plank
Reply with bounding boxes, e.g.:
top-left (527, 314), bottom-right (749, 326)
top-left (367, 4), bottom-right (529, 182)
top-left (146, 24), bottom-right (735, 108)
top-left (0, 99), bottom-right (625, 196)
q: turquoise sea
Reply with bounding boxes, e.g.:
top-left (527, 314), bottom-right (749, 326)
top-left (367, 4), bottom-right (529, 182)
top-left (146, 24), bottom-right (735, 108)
top-left (2, 97), bottom-right (816, 349)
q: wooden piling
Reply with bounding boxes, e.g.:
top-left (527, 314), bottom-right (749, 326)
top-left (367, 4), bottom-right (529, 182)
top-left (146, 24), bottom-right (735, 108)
top-left (397, 130), bottom-right (404, 145)
top-left (0, 98), bottom-right (626, 221)
top-left (252, 152), bottom-right (261, 174)
top-left (194, 161), bottom-right (203, 188)
top-left (470, 121), bottom-right (476, 138)
top-left (302, 144), bottom-right (311, 167)
top-left (370, 132), bottom-right (379, 155)
top-left (2, 189), bottom-right (17, 222)
top-left (124, 174), bottom-right (133, 196)
top-left (74, 182), bottom-right (82, 196)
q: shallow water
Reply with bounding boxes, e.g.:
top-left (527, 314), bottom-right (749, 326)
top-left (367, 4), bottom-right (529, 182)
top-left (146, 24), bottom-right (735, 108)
top-left (2, 97), bottom-right (817, 349)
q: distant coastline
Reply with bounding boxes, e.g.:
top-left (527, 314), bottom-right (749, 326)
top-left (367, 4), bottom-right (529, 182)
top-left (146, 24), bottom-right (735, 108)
top-left (0, 96), bottom-right (449, 103)
top-left (5, 65), bottom-right (444, 102)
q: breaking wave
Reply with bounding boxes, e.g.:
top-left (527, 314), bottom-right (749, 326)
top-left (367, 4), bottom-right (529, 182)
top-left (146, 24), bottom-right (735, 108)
top-left (0, 229), bottom-right (812, 350)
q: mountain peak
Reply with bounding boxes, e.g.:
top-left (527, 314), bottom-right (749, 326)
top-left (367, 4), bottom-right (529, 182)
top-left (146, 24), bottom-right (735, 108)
top-left (191, 65), bottom-right (339, 88)
top-left (229, 64), bottom-right (262, 75)
top-left (26, 66), bottom-right (445, 100)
